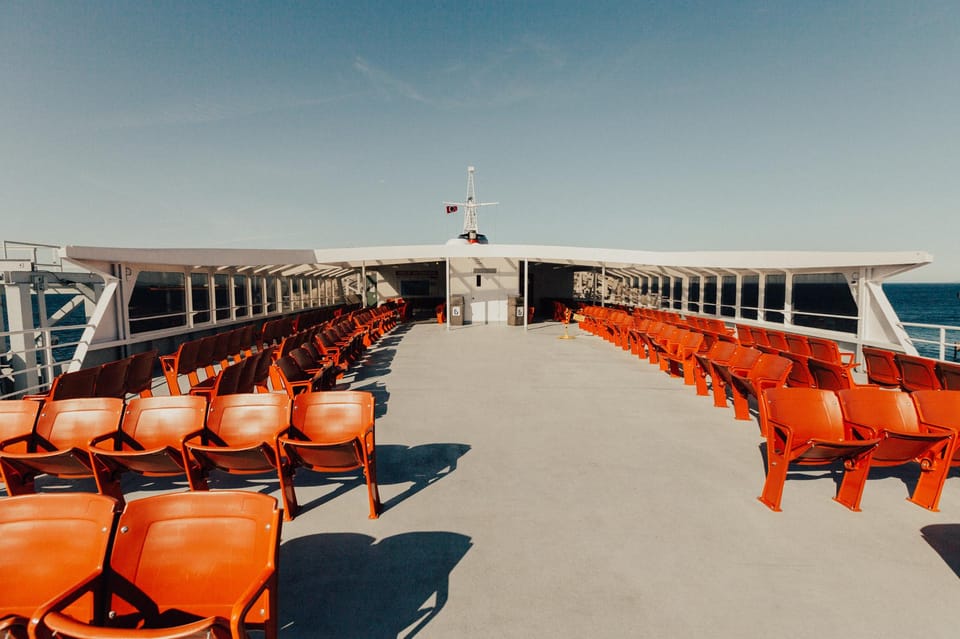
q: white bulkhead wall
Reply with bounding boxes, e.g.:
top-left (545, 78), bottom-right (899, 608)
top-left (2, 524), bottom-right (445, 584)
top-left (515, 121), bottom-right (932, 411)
top-left (448, 257), bottom-right (520, 324)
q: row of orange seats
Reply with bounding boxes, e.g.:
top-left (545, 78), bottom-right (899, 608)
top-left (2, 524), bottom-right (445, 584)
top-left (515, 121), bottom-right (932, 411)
top-left (577, 306), bottom-right (960, 513)
top-left (0, 390), bottom-right (380, 521)
top-left (0, 490), bottom-right (280, 639)
top-left (24, 349), bottom-right (158, 402)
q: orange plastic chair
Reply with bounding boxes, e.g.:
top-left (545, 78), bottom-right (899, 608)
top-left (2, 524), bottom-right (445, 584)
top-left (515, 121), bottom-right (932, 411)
top-left (0, 397), bottom-right (124, 498)
top-left (764, 330), bottom-right (789, 353)
top-left (780, 352), bottom-right (817, 388)
top-left (662, 330), bottom-right (705, 385)
top-left (0, 399), bottom-right (41, 447)
top-left (758, 388), bottom-right (880, 512)
top-left (807, 337), bottom-right (855, 367)
top-left (183, 393), bottom-right (295, 516)
top-left (32, 491), bottom-right (281, 639)
top-left (91, 358), bottom-right (130, 399)
top-left (728, 353), bottom-right (793, 425)
top-left (123, 349), bottom-right (158, 397)
top-left (806, 357), bottom-right (861, 391)
top-left (88, 396), bottom-right (207, 495)
top-left (281, 390), bottom-right (381, 519)
top-left (912, 390), bottom-right (960, 474)
top-left (160, 339), bottom-right (202, 396)
top-left (710, 346), bottom-right (762, 409)
top-left (188, 359), bottom-right (245, 400)
top-left (271, 355), bottom-right (334, 398)
top-left (783, 333), bottom-right (812, 357)
top-left (837, 388), bottom-right (954, 511)
top-left (860, 346), bottom-right (902, 388)
top-left (24, 367), bottom-right (100, 402)
top-left (894, 353), bottom-right (942, 391)
top-left (0, 493), bottom-right (118, 639)
top-left (936, 360), bottom-right (960, 391)
top-left (692, 340), bottom-right (738, 397)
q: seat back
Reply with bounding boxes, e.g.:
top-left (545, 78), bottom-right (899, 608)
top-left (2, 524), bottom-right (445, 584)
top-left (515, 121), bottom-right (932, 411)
top-left (193, 335), bottom-right (218, 375)
top-left (211, 331), bottom-right (232, 367)
top-left (290, 347), bottom-right (319, 371)
top-left (748, 354), bottom-right (792, 385)
top-left (120, 396), bottom-right (207, 450)
top-left (894, 353), bottom-right (942, 391)
top-left (206, 361), bottom-right (244, 398)
top-left (252, 346), bottom-right (275, 391)
top-left (124, 349), bottom-right (157, 397)
top-left (291, 390), bottom-right (374, 444)
top-left (806, 358), bottom-right (855, 391)
top-left (35, 397), bottom-right (124, 450)
top-left (206, 393), bottom-right (291, 446)
top-left (235, 352), bottom-right (261, 395)
top-left (912, 390), bottom-right (960, 432)
top-left (0, 493), bottom-right (116, 624)
top-left (174, 339), bottom-right (202, 375)
top-left (703, 340), bottom-right (738, 363)
top-left (765, 330), bottom-right (789, 352)
top-left (836, 387), bottom-right (921, 434)
top-left (726, 346), bottom-right (763, 372)
top-left (289, 391), bottom-right (374, 470)
top-left (0, 399), bottom-right (41, 443)
top-left (861, 346), bottom-right (901, 387)
top-left (49, 367), bottom-right (100, 401)
top-left (783, 333), bottom-right (811, 356)
top-left (761, 387), bottom-right (848, 442)
top-left (104, 492), bottom-right (279, 632)
top-left (780, 352), bottom-right (816, 388)
top-left (936, 361), bottom-right (960, 391)
top-left (93, 358), bottom-right (131, 399)
top-left (807, 337), bottom-right (844, 365)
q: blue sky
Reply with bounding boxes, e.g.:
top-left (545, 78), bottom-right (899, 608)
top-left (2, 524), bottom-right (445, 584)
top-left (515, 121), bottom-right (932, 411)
top-left (1, 1), bottom-right (957, 280)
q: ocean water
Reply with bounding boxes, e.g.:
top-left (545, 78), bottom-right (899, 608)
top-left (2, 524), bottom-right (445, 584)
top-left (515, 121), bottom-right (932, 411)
top-left (883, 282), bottom-right (960, 359)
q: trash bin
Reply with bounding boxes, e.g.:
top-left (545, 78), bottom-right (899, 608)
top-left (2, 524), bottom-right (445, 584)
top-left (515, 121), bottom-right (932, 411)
top-left (507, 295), bottom-right (524, 326)
top-left (450, 295), bottom-right (465, 326)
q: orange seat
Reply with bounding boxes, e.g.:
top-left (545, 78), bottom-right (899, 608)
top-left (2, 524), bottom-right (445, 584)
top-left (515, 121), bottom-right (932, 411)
top-left (89, 396), bottom-right (207, 496)
top-left (837, 388), bottom-right (954, 511)
top-left (183, 393), bottom-right (295, 518)
top-left (860, 346), bottom-right (901, 388)
top-left (33, 491), bottom-right (281, 639)
top-left (806, 336), bottom-right (855, 367)
top-left (764, 330), bottom-right (789, 353)
top-left (912, 390), bottom-right (960, 477)
top-left (936, 360), bottom-right (960, 391)
top-left (729, 353), bottom-right (793, 425)
top-left (91, 358), bottom-right (130, 399)
top-left (894, 353), bottom-right (942, 391)
top-left (780, 352), bottom-right (817, 388)
top-left (188, 359), bottom-right (245, 400)
top-left (123, 349), bottom-right (158, 397)
top-left (662, 330), bottom-right (705, 385)
top-left (0, 397), bottom-right (124, 498)
top-left (25, 367), bottom-right (100, 402)
top-left (783, 333), bottom-right (812, 356)
top-left (692, 340), bottom-right (737, 396)
top-left (0, 399), bottom-right (41, 448)
top-left (281, 390), bottom-right (381, 519)
top-left (271, 355), bottom-right (334, 398)
top-left (806, 357), bottom-right (861, 391)
top-left (159, 339), bottom-right (202, 396)
top-left (710, 346), bottom-right (762, 409)
top-left (0, 493), bottom-right (118, 639)
top-left (758, 388), bottom-right (880, 512)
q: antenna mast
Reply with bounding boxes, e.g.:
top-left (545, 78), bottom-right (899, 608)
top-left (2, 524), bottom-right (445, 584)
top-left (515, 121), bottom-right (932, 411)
top-left (443, 166), bottom-right (498, 244)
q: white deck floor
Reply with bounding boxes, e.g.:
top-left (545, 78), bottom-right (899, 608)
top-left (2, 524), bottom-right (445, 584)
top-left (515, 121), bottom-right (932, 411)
top-left (74, 321), bottom-right (960, 636)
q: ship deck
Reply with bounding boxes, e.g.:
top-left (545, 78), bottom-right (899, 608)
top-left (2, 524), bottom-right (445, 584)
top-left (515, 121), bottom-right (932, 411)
top-left (90, 321), bottom-right (960, 636)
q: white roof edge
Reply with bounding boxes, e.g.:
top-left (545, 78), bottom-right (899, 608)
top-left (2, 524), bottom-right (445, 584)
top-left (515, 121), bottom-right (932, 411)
top-left (62, 243), bottom-right (932, 273)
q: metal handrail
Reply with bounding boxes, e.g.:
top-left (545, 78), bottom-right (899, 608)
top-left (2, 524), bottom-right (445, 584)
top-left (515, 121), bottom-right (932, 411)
top-left (899, 321), bottom-right (960, 361)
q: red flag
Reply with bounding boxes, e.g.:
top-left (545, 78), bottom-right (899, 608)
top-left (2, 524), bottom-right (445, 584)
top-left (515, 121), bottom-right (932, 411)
top-left (446, 205), bottom-right (458, 214)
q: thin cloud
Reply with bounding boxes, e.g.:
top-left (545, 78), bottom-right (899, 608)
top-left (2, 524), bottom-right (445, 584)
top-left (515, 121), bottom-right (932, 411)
top-left (353, 56), bottom-right (430, 104)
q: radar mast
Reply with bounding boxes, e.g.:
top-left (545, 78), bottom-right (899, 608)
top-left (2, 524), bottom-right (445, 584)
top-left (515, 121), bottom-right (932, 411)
top-left (444, 166), bottom-right (498, 244)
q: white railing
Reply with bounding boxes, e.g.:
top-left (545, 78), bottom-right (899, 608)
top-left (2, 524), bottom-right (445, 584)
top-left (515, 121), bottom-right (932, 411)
top-left (899, 321), bottom-right (960, 361)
